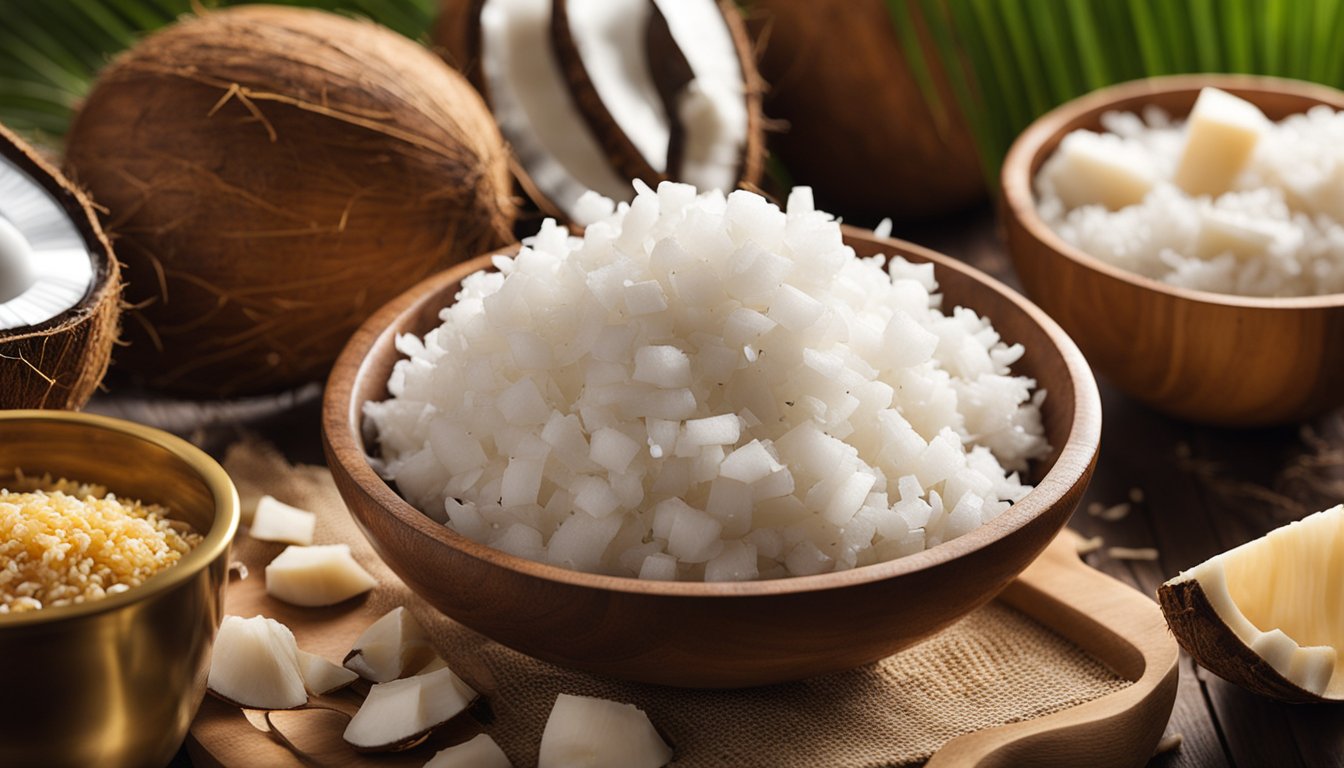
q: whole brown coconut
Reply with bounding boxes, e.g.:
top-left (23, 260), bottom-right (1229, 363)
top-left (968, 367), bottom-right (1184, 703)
top-left (0, 124), bottom-right (120, 410)
top-left (750, 0), bottom-right (984, 220)
top-left (64, 5), bottom-right (516, 397)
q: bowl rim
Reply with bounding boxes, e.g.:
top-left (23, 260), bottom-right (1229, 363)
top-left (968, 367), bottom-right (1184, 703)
top-left (323, 232), bottom-right (1101, 598)
top-left (0, 409), bottom-right (239, 627)
top-left (1002, 73), bottom-right (1344, 311)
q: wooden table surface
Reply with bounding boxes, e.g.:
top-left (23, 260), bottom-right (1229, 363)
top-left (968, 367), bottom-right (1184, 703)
top-left (97, 205), bottom-right (1344, 768)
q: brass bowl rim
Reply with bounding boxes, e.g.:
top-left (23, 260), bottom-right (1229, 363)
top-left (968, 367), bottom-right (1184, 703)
top-left (1001, 73), bottom-right (1344, 311)
top-left (0, 409), bottom-right (239, 627)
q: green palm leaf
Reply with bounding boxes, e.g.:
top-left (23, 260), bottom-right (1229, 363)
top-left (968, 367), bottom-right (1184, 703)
top-left (885, 0), bottom-right (1344, 182)
top-left (0, 0), bottom-right (434, 139)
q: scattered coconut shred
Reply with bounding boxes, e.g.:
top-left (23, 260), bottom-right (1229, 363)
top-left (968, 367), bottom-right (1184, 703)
top-left (366, 184), bottom-right (1049, 581)
top-left (1037, 93), bottom-right (1344, 297)
top-left (0, 474), bottom-right (201, 613)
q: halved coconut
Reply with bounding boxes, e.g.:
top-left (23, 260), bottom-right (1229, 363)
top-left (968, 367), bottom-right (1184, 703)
top-left (1158, 504), bottom-right (1344, 703)
top-left (0, 124), bottom-right (120, 409)
top-left (434, 0), bottom-right (763, 224)
top-left (342, 666), bottom-right (479, 752)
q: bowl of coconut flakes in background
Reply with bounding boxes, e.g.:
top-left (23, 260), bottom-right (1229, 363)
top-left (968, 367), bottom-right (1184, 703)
top-left (322, 181), bottom-right (1101, 688)
top-left (1002, 74), bottom-right (1344, 426)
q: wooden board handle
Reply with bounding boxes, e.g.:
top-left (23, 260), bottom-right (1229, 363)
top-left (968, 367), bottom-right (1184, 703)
top-left (927, 529), bottom-right (1179, 767)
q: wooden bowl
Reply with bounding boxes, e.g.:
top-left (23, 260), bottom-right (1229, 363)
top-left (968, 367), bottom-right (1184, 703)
top-left (322, 230), bottom-right (1100, 688)
top-left (1002, 74), bottom-right (1344, 426)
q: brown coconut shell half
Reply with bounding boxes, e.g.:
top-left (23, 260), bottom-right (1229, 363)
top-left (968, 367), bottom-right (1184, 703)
top-left (0, 124), bottom-right (120, 410)
top-left (64, 5), bottom-right (515, 398)
top-left (434, 0), bottom-right (764, 224)
top-left (1158, 578), bottom-right (1337, 704)
top-left (550, 0), bottom-right (765, 194)
top-left (750, 0), bottom-right (984, 220)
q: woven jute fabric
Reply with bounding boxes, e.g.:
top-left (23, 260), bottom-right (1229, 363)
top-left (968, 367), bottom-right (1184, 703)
top-left (219, 438), bottom-right (1128, 767)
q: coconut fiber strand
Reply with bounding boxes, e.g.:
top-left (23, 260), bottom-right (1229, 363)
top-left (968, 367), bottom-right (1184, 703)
top-left (193, 438), bottom-right (1128, 767)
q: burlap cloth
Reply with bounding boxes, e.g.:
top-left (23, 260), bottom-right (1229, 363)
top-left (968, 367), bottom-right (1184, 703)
top-left (197, 439), bottom-right (1129, 767)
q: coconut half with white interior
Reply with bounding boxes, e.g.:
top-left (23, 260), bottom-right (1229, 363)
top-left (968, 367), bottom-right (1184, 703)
top-left (434, 0), bottom-right (763, 224)
top-left (0, 124), bottom-right (119, 410)
top-left (1158, 504), bottom-right (1344, 703)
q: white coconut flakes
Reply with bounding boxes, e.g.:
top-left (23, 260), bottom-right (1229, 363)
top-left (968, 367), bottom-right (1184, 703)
top-left (366, 183), bottom-right (1049, 581)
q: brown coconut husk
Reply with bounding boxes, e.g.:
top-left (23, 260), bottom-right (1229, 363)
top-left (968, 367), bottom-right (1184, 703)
top-left (749, 0), bottom-right (984, 220)
top-left (64, 5), bottom-right (516, 398)
top-left (1157, 578), bottom-right (1336, 703)
top-left (0, 124), bottom-right (121, 410)
top-left (434, 0), bottom-right (764, 223)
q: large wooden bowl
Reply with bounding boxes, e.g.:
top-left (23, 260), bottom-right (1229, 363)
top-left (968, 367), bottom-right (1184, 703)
top-left (1002, 75), bottom-right (1344, 426)
top-left (322, 230), bottom-right (1100, 688)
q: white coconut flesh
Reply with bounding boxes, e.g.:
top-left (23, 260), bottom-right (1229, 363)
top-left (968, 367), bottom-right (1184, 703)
top-left (650, 0), bottom-right (748, 193)
top-left (565, 0), bottom-right (669, 173)
top-left (207, 615), bottom-right (309, 710)
top-left (1167, 503), bottom-right (1344, 698)
top-left (537, 693), bottom-right (672, 768)
top-left (343, 605), bottom-right (435, 682)
top-left (424, 733), bottom-right (513, 768)
top-left (481, 0), bottom-right (630, 221)
top-left (342, 666), bottom-right (478, 751)
top-left (0, 154), bottom-right (93, 330)
top-left (481, 0), bottom-right (748, 223)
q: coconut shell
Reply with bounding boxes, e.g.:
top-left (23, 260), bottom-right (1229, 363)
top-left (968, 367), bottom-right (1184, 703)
top-left (551, 0), bottom-right (667, 186)
top-left (646, 0), bottom-right (766, 192)
top-left (0, 124), bottom-right (121, 410)
top-left (1157, 578), bottom-right (1336, 703)
top-left (435, 0), bottom-right (566, 224)
top-left (434, 0), bottom-right (763, 224)
top-left (64, 5), bottom-right (516, 397)
top-left (750, 0), bottom-right (984, 220)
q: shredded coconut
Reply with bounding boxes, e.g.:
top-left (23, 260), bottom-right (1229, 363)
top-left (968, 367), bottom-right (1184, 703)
top-left (0, 473), bottom-right (201, 613)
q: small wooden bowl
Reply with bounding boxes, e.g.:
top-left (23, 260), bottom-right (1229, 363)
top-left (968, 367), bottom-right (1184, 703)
top-left (1002, 75), bottom-right (1344, 426)
top-left (322, 231), bottom-right (1101, 688)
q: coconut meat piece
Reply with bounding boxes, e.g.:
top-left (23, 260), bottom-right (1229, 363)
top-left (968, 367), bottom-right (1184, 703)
top-left (249, 495), bottom-right (317, 545)
top-left (207, 615), bottom-right (309, 710)
top-left (424, 733), bottom-right (513, 768)
top-left (565, 0), bottom-right (669, 173)
top-left (537, 693), bottom-right (672, 768)
top-left (296, 649), bottom-right (359, 695)
top-left (1166, 503), bottom-right (1344, 698)
top-left (652, 0), bottom-right (748, 194)
top-left (343, 605), bottom-right (436, 682)
top-left (264, 544), bottom-right (378, 607)
top-left (342, 666), bottom-right (478, 751)
top-left (0, 154), bottom-right (93, 330)
top-left (481, 0), bottom-right (630, 222)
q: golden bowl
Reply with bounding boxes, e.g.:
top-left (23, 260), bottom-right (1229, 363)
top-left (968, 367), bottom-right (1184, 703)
top-left (0, 410), bottom-right (238, 768)
top-left (323, 232), bottom-right (1101, 688)
top-left (1002, 74), bottom-right (1344, 426)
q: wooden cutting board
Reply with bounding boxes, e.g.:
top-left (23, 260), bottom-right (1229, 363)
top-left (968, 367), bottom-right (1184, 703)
top-left (187, 526), bottom-right (1177, 767)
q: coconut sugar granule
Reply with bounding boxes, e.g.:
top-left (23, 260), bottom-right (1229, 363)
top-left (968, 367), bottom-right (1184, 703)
top-left (0, 476), bottom-right (201, 614)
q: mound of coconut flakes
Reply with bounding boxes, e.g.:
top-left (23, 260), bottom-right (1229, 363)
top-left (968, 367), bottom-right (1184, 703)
top-left (366, 183), bottom-right (1049, 581)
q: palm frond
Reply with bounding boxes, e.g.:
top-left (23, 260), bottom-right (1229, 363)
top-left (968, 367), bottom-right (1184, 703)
top-left (886, 0), bottom-right (1344, 182)
top-left (0, 0), bottom-right (434, 139)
